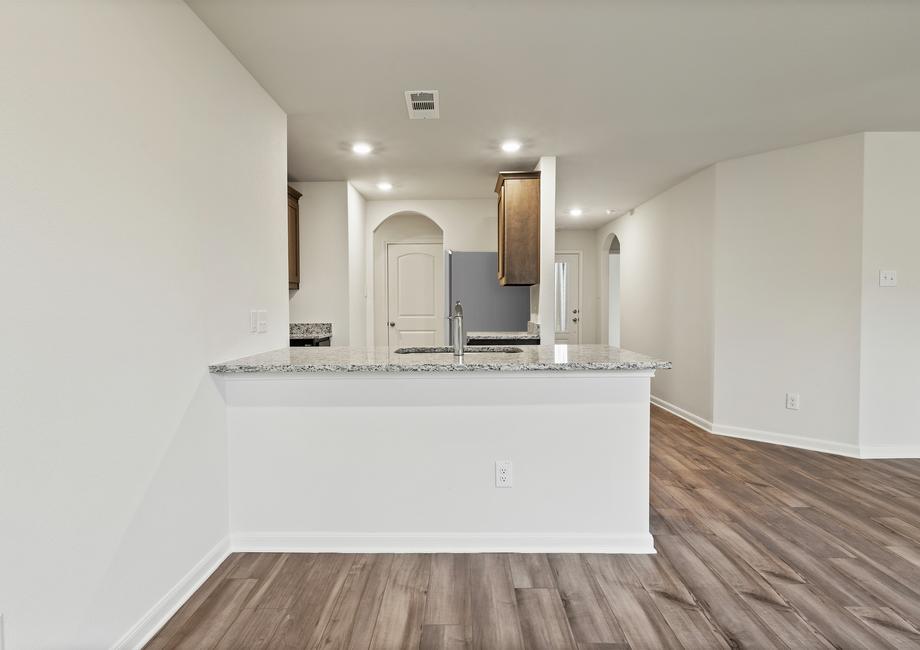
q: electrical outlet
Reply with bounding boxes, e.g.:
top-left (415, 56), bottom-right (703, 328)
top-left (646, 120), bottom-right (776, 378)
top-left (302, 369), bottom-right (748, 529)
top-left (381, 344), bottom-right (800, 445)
top-left (495, 460), bottom-right (512, 488)
top-left (786, 392), bottom-right (801, 410)
top-left (257, 310), bottom-right (268, 333)
top-left (249, 310), bottom-right (258, 333)
top-left (879, 270), bottom-right (898, 287)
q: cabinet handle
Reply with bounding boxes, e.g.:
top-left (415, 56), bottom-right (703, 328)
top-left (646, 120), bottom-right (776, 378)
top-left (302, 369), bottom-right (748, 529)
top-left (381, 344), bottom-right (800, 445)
top-left (572, 317), bottom-right (579, 323)
top-left (388, 321), bottom-right (396, 327)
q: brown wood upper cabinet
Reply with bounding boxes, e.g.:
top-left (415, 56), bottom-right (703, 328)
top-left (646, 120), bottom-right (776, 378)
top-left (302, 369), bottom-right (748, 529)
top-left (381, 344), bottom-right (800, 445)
top-left (287, 185), bottom-right (302, 290)
top-left (495, 171), bottom-right (540, 286)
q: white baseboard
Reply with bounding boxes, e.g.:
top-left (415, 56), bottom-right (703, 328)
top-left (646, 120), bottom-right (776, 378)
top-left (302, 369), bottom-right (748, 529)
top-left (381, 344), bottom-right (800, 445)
top-left (231, 532), bottom-right (656, 555)
top-left (651, 395), bottom-right (714, 432)
top-left (651, 395), bottom-right (865, 459)
top-left (112, 536), bottom-right (231, 650)
top-left (713, 423), bottom-right (861, 458)
top-left (858, 444), bottom-right (920, 459)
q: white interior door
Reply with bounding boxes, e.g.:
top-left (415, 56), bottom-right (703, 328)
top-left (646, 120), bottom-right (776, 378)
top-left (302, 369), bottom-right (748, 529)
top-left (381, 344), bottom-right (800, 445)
top-left (387, 243), bottom-right (444, 347)
top-left (554, 252), bottom-right (581, 344)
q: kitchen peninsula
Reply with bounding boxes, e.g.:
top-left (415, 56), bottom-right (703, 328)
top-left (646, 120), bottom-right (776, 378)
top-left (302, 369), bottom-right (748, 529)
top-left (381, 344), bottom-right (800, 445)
top-left (211, 344), bottom-right (670, 554)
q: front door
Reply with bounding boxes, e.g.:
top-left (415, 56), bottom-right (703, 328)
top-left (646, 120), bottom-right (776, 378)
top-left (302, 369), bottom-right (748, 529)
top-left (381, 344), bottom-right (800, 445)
top-left (387, 243), bottom-right (444, 347)
top-left (554, 252), bottom-right (580, 343)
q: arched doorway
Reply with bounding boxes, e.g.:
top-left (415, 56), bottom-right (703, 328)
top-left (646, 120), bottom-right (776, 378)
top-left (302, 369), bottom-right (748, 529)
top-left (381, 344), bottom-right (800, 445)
top-left (607, 235), bottom-right (621, 346)
top-left (373, 211), bottom-right (444, 347)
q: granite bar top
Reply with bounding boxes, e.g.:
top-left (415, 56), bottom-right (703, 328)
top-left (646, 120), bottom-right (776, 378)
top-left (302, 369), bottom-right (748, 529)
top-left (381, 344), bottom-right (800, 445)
top-left (467, 330), bottom-right (540, 341)
top-left (290, 322), bottom-right (332, 339)
top-left (209, 344), bottom-right (670, 374)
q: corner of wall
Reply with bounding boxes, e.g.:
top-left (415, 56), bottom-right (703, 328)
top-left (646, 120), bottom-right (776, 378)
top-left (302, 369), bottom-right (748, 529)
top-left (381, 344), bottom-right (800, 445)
top-left (534, 157), bottom-right (557, 339)
top-left (346, 183), bottom-right (368, 347)
top-left (855, 131), bottom-right (920, 456)
top-left (855, 131), bottom-right (868, 452)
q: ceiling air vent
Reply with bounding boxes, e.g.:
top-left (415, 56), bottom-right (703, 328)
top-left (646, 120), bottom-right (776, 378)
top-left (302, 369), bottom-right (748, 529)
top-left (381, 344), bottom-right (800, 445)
top-left (405, 90), bottom-right (440, 119)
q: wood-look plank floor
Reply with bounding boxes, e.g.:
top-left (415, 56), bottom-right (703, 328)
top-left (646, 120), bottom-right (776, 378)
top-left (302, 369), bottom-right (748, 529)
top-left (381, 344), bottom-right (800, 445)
top-left (147, 406), bottom-right (920, 649)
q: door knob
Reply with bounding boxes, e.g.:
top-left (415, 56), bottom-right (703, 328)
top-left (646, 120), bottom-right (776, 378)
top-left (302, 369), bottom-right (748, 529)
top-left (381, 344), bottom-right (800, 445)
top-left (388, 321), bottom-right (396, 327)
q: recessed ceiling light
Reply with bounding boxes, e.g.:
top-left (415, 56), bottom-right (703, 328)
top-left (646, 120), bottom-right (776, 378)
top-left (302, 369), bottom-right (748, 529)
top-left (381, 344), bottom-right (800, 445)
top-left (376, 181), bottom-right (393, 191)
top-left (352, 142), bottom-right (373, 155)
top-left (606, 208), bottom-right (619, 215)
top-left (501, 140), bottom-right (522, 153)
top-left (569, 208), bottom-right (583, 217)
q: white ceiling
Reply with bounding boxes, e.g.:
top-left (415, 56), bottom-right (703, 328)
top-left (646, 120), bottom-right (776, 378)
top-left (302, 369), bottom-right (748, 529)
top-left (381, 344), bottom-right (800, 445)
top-left (188, 0), bottom-right (920, 228)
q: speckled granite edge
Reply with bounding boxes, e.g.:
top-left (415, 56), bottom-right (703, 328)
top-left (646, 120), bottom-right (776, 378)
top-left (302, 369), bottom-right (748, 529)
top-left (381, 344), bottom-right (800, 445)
top-left (209, 345), bottom-right (671, 374)
top-left (466, 331), bottom-right (540, 341)
top-left (209, 361), bottom-right (671, 374)
top-left (395, 346), bottom-right (523, 354)
top-left (290, 322), bottom-right (332, 338)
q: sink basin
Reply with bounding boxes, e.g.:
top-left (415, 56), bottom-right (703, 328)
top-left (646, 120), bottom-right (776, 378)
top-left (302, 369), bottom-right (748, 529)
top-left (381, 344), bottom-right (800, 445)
top-left (394, 346), bottom-right (523, 354)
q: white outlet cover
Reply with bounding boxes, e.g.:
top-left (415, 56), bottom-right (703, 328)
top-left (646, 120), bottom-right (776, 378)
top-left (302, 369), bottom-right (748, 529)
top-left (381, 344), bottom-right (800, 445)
top-left (495, 460), bottom-right (512, 488)
top-left (785, 392), bottom-right (801, 410)
top-left (879, 270), bottom-right (898, 287)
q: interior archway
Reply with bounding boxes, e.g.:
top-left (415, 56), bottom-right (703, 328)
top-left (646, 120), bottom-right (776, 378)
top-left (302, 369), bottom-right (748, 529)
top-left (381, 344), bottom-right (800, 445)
top-left (604, 234), bottom-right (621, 346)
top-left (372, 211), bottom-right (444, 347)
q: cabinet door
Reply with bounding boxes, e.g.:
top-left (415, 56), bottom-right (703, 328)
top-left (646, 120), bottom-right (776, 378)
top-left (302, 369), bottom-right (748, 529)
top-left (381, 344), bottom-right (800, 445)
top-left (497, 185), bottom-right (505, 281)
top-left (287, 197), bottom-right (299, 289)
top-left (501, 178), bottom-right (540, 285)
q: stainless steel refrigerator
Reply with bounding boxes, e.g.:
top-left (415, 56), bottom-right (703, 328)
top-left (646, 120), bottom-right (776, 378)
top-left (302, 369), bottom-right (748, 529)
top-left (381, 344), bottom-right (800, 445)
top-left (447, 251), bottom-right (530, 344)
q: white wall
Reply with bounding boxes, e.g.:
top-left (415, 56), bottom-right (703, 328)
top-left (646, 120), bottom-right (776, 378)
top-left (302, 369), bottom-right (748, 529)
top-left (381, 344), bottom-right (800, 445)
top-left (346, 182), bottom-right (367, 347)
top-left (294, 195), bottom-right (497, 347)
top-left (365, 199), bottom-right (496, 251)
top-left (288, 182), bottom-right (350, 344)
top-left (535, 157), bottom-right (557, 338)
top-left (555, 229), bottom-right (598, 343)
top-left (0, 1), bottom-right (287, 647)
top-left (596, 167), bottom-right (716, 423)
top-left (713, 135), bottom-right (864, 449)
top-left (225, 372), bottom-right (655, 554)
top-left (858, 132), bottom-right (920, 456)
top-left (594, 133), bottom-right (915, 457)
top-left (365, 199), bottom-right (495, 345)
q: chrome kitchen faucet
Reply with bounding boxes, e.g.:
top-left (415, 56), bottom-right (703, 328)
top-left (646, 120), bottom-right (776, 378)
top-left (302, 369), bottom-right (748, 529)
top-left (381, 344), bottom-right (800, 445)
top-left (448, 300), bottom-right (464, 357)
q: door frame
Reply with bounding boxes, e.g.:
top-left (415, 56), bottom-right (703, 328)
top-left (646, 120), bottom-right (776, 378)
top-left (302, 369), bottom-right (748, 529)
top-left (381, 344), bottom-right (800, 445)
top-left (384, 241), bottom-right (445, 348)
top-left (554, 249), bottom-right (583, 344)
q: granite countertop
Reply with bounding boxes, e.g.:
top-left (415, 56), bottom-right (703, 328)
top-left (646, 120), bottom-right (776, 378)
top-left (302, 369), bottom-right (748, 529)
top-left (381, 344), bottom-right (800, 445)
top-left (209, 344), bottom-right (671, 374)
top-left (467, 330), bottom-right (540, 340)
top-left (290, 322), bottom-right (332, 340)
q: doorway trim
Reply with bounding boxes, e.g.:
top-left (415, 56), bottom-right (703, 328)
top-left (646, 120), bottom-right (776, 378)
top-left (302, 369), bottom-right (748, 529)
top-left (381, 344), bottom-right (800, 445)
top-left (607, 235), bottom-right (621, 347)
top-left (554, 249), bottom-right (583, 344)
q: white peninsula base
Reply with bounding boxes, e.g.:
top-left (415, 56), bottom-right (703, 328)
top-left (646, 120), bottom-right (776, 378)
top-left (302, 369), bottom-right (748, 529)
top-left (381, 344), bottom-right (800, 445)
top-left (220, 370), bottom-right (656, 554)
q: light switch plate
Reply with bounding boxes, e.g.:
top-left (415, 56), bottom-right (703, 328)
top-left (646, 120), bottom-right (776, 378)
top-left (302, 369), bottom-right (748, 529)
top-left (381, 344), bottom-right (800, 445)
top-left (879, 270), bottom-right (898, 287)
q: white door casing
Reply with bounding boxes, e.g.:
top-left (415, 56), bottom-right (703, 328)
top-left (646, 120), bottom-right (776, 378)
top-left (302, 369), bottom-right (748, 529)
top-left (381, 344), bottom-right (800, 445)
top-left (554, 252), bottom-right (581, 344)
top-left (608, 251), bottom-right (621, 347)
top-left (387, 243), bottom-right (444, 348)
